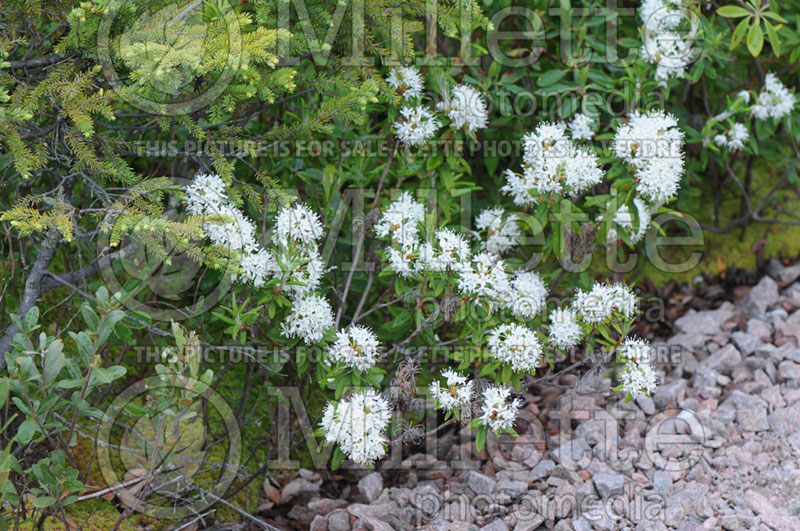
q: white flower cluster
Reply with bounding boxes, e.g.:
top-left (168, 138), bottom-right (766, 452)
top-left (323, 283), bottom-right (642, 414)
top-left (751, 73), bottom-right (796, 121)
top-left (321, 390), bottom-right (391, 466)
top-left (507, 271), bottom-right (548, 319)
top-left (386, 67), bottom-right (489, 146)
top-left (487, 323), bottom-right (542, 373)
top-left (569, 112), bottom-right (595, 140)
top-left (618, 337), bottom-right (658, 399)
top-left (185, 173), bottom-right (270, 285)
top-left (502, 121), bottom-right (604, 206)
top-left (548, 307), bottom-right (583, 349)
top-left (713, 123), bottom-right (750, 152)
top-left (419, 228), bottom-right (472, 272)
top-left (328, 325), bottom-right (381, 372)
top-left (480, 386), bottom-right (521, 432)
top-left (639, 0), bottom-right (696, 86)
top-left (473, 207), bottom-right (521, 255)
top-left (573, 282), bottom-right (637, 324)
top-left (185, 174), bottom-right (334, 345)
top-left (457, 251), bottom-right (510, 303)
top-left (430, 369), bottom-right (474, 411)
top-left (456, 252), bottom-right (549, 317)
top-left (394, 106), bottom-right (441, 147)
top-left (614, 110), bottom-right (685, 207)
top-left (438, 84), bottom-right (489, 133)
top-left (281, 293), bottom-right (335, 344)
top-left (386, 66), bottom-right (424, 100)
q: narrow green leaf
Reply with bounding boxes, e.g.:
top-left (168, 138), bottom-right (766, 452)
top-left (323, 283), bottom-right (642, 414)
top-left (716, 5), bottom-right (751, 18)
top-left (747, 22), bottom-right (764, 56)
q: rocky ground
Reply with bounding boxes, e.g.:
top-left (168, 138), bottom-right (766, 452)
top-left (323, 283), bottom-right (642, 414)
top-left (265, 259), bottom-right (800, 531)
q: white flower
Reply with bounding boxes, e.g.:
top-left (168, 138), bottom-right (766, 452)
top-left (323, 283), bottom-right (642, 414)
top-left (737, 90), bottom-right (750, 104)
top-left (417, 228), bottom-right (472, 272)
top-left (439, 84), bottom-right (488, 132)
top-left (375, 191), bottom-right (426, 250)
top-left (487, 323), bottom-right (542, 373)
top-left (387, 246), bottom-right (417, 277)
top-left (506, 270), bottom-right (548, 319)
top-left (548, 308), bottom-right (583, 349)
top-left (474, 207), bottom-right (521, 254)
top-left (608, 283), bottom-right (637, 319)
top-left (632, 197), bottom-right (652, 244)
top-left (502, 121), bottom-right (603, 205)
top-left (273, 204), bottom-right (324, 249)
top-left (752, 73), bottom-right (796, 121)
top-left (394, 106), bottom-right (440, 146)
top-left (573, 282), bottom-right (637, 323)
top-left (239, 248), bottom-right (274, 287)
top-left (185, 173), bottom-right (274, 287)
top-left (614, 110), bottom-right (684, 207)
top-left (430, 369), bottom-right (474, 411)
top-left (480, 386), bottom-right (521, 432)
top-left (457, 252), bottom-right (511, 304)
top-left (639, 0), bottom-right (696, 86)
top-left (185, 173), bottom-right (228, 214)
top-left (281, 294), bottom-right (334, 344)
top-left (328, 325), bottom-right (381, 372)
top-left (618, 337), bottom-right (658, 399)
top-left (569, 112), bottom-right (595, 140)
top-left (714, 122), bottom-right (750, 151)
top-left (321, 390), bottom-right (391, 466)
top-left (386, 65), bottom-right (424, 100)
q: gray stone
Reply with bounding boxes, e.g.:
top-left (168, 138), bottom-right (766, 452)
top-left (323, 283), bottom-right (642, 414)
top-left (466, 471), bottom-right (497, 495)
top-left (410, 485), bottom-right (443, 516)
top-left (768, 258), bottom-right (800, 284)
top-left (778, 360), bottom-right (800, 380)
top-left (529, 459), bottom-right (555, 481)
top-left (735, 406), bottom-right (770, 432)
top-left (654, 379), bottom-right (687, 409)
top-left (636, 395), bottom-right (656, 415)
top-left (358, 472), bottom-right (383, 503)
top-left (653, 471), bottom-right (673, 496)
top-left (768, 405), bottom-right (800, 433)
top-left (731, 331), bottom-right (763, 356)
top-left (327, 510), bottom-right (351, 531)
top-left (281, 477), bottom-right (321, 503)
top-left (744, 489), bottom-right (800, 531)
top-left (310, 515), bottom-right (329, 531)
top-left (480, 520), bottom-right (509, 531)
top-left (674, 303), bottom-right (735, 336)
top-left (743, 276), bottom-right (780, 317)
top-left (698, 343), bottom-right (741, 375)
top-left (592, 473), bottom-right (624, 498)
top-left (496, 480), bottom-right (528, 498)
top-left (747, 318), bottom-right (773, 342)
top-left (551, 437), bottom-right (591, 466)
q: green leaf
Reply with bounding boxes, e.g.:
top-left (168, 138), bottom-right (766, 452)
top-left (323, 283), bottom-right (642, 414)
top-left (538, 70), bottom-right (566, 87)
top-left (716, 5), bottom-right (751, 18)
top-left (32, 496), bottom-right (56, 508)
top-left (16, 419), bottom-right (38, 445)
top-left (475, 427), bottom-right (487, 453)
top-left (731, 18), bottom-right (750, 49)
top-left (747, 22), bottom-right (764, 56)
top-left (764, 21), bottom-right (781, 56)
top-left (97, 310), bottom-right (126, 346)
top-left (23, 307), bottom-right (39, 332)
top-left (0, 378), bottom-right (8, 409)
top-left (43, 340), bottom-right (65, 384)
top-left (331, 446), bottom-right (346, 470)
